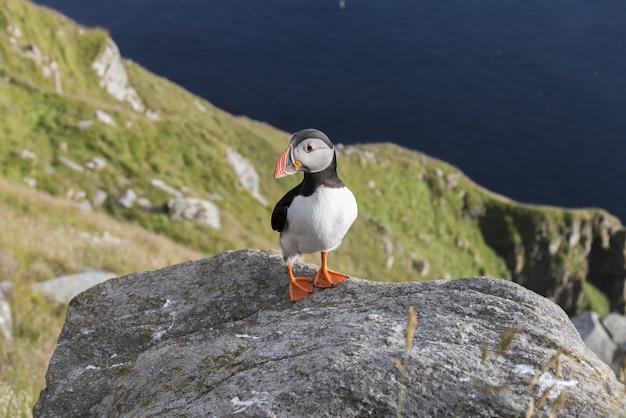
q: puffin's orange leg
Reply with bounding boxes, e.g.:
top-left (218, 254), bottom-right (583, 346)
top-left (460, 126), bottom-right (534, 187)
top-left (313, 251), bottom-right (349, 288)
top-left (287, 265), bottom-right (314, 302)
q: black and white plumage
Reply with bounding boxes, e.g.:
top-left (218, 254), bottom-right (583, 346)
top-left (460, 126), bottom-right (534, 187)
top-left (272, 128), bottom-right (358, 302)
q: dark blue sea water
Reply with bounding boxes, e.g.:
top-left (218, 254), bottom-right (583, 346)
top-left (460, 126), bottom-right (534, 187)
top-left (35, 0), bottom-right (626, 222)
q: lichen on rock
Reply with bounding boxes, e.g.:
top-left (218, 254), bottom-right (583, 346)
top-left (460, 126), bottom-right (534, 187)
top-left (34, 249), bottom-right (626, 417)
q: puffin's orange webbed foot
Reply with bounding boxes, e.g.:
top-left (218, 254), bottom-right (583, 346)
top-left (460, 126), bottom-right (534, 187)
top-left (313, 268), bottom-right (349, 288)
top-left (289, 277), bottom-right (314, 302)
top-left (313, 251), bottom-right (350, 288)
top-left (287, 265), bottom-right (313, 302)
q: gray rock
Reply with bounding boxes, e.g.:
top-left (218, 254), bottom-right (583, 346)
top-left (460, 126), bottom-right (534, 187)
top-left (117, 189), bottom-right (136, 209)
top-left (77, 120), bottom-right (93, 130)
top-left (617, 343), bottom-right (626, 368)
top-left (23, 43), bottom-right (43, 63)
top-left (94, 109), bottom-right (115, 126)
top-left (23, 176), bottom-right (36, 188)
top-left (34, 250), bottom-right (626, 417)
top-left (85, 157), bottom-right (106, 170)
top-left (41, 65), bottom-right (54, 78)
top-left (0, 282), bottom-right (13, 340)
top-left (92, 38), bottom-right (145, 112)
top-left (602, 313), bottom-right (626, 345)
top-left (74, 200), bottom-right (92, 212)
top-left (192, 99), bottom-right (206, 112)
top-left (226, 147), bottom-right (267, 205)
top-left (7, 24), bottom-right (22, 38)
top-left (32, 269), bottom-right (117, 305)
top-left (136, 197), bottom-right (153, 210)
top-left (167, 197), bottom-right (220, 229)
top-left (150, 178), bottom-right (182, 198)
top-left (145, 109), bottom-right (160, 121)
top-left (91, 189), bottom-right (107, 207)
top-left (571, 310), bottom-right (617, 365)
top-left (18, 149), bottom-right (37, 160)
top-left (410, 254), bottom-right (429, 276)
top-left (58, 156), bottom-right (84, 173)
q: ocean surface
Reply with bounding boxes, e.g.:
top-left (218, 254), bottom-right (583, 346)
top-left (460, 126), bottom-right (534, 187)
top-left (35, 0), bottom-right (626, 222)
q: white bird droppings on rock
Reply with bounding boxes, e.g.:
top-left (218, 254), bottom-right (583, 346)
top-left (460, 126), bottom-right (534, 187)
top-left (230, 392), bottom-right (270, 414)
top-left (235, 334), bottom-right (260, 340)
top-left (513, 364), bottom-right (578, 399)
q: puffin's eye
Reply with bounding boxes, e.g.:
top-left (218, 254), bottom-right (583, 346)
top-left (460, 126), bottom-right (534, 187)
top-left (305, 143), bottom-right (314, 153)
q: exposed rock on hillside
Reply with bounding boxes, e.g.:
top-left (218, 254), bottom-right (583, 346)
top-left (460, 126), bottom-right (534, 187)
top-left (150, 178), bottom-right (182, 198)
top-left (226, 147), bottom-right (267, 205)
top-left (91, 38), bottom-right (144, 112)
top-left (32, 268), bottom-right (116, 305)
top-left (34, 250), bottom-right (626, 417)
top-left (117, 189), bottom-right (136, 209)
top-left (167, 197), bottom-right (220, 229)
top-left (94, 109), bottom-right (115, 125)
top-left (572, 310), bottom-right (626, 375)
top-left (0, 282), bottom-right (12, 341)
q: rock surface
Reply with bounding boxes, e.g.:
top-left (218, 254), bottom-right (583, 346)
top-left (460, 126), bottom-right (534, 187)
top-left (572, 310), bottom-right (626, 374)
top-left (0, 282), bottom-right (12, 340)
top-left (91, 38), bottom-right (145, 113)
top-left (117, 189), bottom-right (136, 209)
top-left (570, 311), bottom-right (617, 365)
top-left (603, 313), bottom-right (626, 345)
top-left (34, 250), bottom-right (626, 417)
top-left (167, 197), bottom-right (220, 229)
top-left (226, 147), bottom-right (267, 205)
top-left (32, 268), bottom-right (117, 305)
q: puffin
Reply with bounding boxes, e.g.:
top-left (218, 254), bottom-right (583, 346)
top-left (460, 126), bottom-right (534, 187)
top-left (272, 128), bottom-right (358, 302)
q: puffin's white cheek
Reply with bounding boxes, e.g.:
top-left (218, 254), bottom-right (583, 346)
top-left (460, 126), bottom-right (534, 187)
top-left (304, 150), bottom-right (334, 173)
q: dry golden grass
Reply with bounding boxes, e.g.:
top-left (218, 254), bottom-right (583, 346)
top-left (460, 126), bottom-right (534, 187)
top-left (0, 178), bottom-right (206, 417)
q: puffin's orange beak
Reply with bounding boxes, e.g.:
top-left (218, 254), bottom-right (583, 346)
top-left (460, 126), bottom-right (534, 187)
top-left (274, 145), bottom-right (299, 179)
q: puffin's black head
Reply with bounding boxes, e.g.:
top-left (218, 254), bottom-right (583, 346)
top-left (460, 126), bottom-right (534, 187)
top-left (274, 128), bottom-right (336, 179)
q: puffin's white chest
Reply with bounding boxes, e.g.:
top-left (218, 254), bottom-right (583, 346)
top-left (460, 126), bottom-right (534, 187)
top-left (282, 186), bottom-right (358, 255)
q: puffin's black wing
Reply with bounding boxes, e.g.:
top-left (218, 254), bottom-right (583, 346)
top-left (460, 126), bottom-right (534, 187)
top-left (271, 184), bottom-right (301, 232)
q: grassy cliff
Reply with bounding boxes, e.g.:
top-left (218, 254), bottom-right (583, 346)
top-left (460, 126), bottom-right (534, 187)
top-left (0, 0), bottom-right (624, 414)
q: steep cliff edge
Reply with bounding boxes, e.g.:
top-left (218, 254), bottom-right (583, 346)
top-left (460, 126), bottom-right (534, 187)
top-left (34, 250), bottom-right (625, 417)
top-left (478, 198), bottom-right (626, 314)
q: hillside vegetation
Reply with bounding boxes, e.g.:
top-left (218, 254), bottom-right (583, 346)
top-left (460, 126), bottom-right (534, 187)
top-left (0, 0), bottom-right (624, 415)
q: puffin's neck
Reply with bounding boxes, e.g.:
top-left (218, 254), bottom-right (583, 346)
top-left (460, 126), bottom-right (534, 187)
top-left (300, 153), bottom-right (344, 197)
